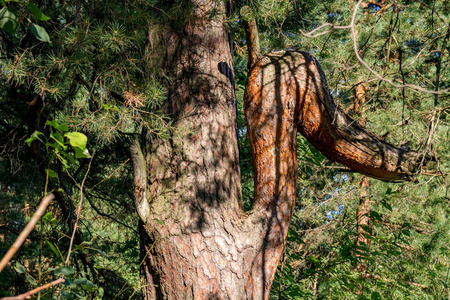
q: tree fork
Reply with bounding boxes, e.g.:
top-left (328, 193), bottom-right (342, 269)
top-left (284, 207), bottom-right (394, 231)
top-left (135, 3), bottom-right (424, 299)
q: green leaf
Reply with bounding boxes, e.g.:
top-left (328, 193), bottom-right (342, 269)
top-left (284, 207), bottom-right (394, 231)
top-left (369, 211), bottom-right (383, 223)
top-left (27, 2), bottom-right (49, 21)
top-left (50, 131), bottom-right (66, 147)
top-left (60, 151), bottom-right (76, 164)
top-left (402, 229), bottom-right (412, 237)
top-left (102, 104), bottom-right (119, 111)
top-left (15, 262), bottom-right (26, 274)
top-left (73, 146), bottom-right (91, 158)
top-left (46, 120), bottom-right (68, 132)
top-left (25, 131), bottom-right (44, 146)
top-left (74, 277), bottom-right (88, 285)
top-left (26, 274), bottom-right (37, 286)
top-left (46, 241), bottom-right (65, 263)
top-left (30, 23), bottom-right (50, 43)
top-left (66, 132), bottom-right (87, 150)
top-left (381, 199), bottom-right (392, 211)
top-left (0, 7), bottom-right (19, 34)
top-left (54, 266), bottom-right (75, 276)
top-left (80, 279), bottom-right (95, 291)
top-left (45, 168), bottom-right (57, 178)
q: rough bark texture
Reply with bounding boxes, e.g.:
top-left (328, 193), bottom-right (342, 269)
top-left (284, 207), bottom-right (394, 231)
top-left (138, 1), bottom-right (248, 298)
top-left (246, 51), bottom-right (421, 182)
top-left (353, 81), bottom-right (372, 272)
top-left (132, 2), bottom-right (423, 299)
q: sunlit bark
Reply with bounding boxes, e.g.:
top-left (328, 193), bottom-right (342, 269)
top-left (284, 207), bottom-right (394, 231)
top-left (133, 2), bottom-right (422, 299)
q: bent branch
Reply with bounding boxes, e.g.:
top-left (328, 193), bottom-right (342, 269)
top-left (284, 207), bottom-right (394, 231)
top-left (242, 19), bottom-right (423, 298)
top-left (247, 51), bottom-right (421, 183)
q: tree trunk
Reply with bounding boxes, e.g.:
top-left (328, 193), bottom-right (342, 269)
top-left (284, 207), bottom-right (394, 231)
top-left (353, 81), bottom-right (372, 272)
top-left (131, 2), bottom-right (422, 299)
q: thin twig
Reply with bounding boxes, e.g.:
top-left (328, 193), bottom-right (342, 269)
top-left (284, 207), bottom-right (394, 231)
top-left (57, 152), bottom-right (95, 300)
top-left (86, 159), bottom-right (130, 195)
top-left (64, 152), bottom-right (94, 267)
top-left (0, 194), bottom-right (55, 273)
top-left (300, 22), bottom-right (351, 38)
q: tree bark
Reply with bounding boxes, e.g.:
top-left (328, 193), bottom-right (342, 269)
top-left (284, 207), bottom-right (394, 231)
top-left (132, 2), bottom-right (423, 299)
top-left (353, 81), bottom-right (372, 272)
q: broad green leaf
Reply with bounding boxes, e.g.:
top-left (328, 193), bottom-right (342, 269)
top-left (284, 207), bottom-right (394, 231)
top-left (74, 277), bottom-right (87, 285)
top-left (66, 132), bottom-right (87, 150)
top-left (73, 146), bottom-right (91, 158)
top-left (82, 284), bottom-right (95, 291)
top-left (27, 2), bottom-right (49, 21)
top-left (55, 266), bottom-right (75, 276)
top-left (45, 168), bottom-right (57, 178)
top-left (0, 7), bottom-right (19, 34)
top-left (46, 120), bottom-right (68, 132)
top-left (30, 23), bottom-right (50, 42)
top-left (80, 279), bottom-right (95, 291)
top-left (15, 262), bottom-right (26, 274)
top-left (25, 131), bottom-right (44, 146)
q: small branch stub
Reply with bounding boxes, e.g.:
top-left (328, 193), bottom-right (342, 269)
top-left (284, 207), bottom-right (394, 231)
top-left (241, 6), bottom-right (261, 71)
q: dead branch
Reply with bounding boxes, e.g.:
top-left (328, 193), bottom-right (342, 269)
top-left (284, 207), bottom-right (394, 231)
top-left (0, 194), bottom-right (54, 273)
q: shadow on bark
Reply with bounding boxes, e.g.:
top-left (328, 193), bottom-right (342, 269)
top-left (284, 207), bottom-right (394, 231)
top-left (243, 50), bottom-right (424, 298)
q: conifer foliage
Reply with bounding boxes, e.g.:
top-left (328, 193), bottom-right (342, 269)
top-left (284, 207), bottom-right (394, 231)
top-left (0, 0), bottom-right (449, 299)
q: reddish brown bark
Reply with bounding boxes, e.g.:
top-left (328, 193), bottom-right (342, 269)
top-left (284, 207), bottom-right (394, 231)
top-left (133, 2), bottom-right (422, 299)
top-left (353, 81), bottom-right (372, 272)
top-left (246, 51), bottom-right (420, 182)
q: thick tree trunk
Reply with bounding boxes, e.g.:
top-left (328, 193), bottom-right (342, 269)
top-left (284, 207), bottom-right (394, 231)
top-left (136, 1), bottom-right (250, 298)
top-left (131, 2), bottom-right (422, 299)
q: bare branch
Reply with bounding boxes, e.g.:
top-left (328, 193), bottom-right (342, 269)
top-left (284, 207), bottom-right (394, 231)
top-left (0, 194), bottom-right (55, 273)
top-left (300, 23), bottom-right (351, 38)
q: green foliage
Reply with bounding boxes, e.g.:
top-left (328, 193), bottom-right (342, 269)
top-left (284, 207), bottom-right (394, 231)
top-left (1, 0), bottom-right (449, 299)
top-left (0, 7), bottom-right (19, 34)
